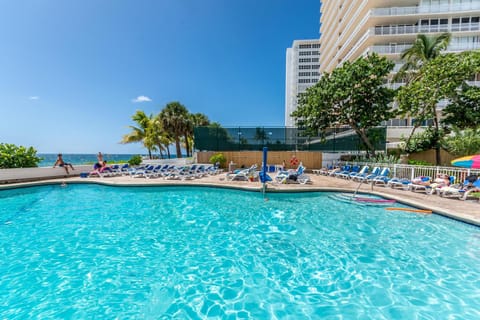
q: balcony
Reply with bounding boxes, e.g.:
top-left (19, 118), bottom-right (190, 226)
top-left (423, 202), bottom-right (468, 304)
top-left (371, 3), bottom-right (480, 17)
top-left (370, 44), bottom-right (412, 55)
top-left (448, 42), bottom-right (480, 51)
top-left (373, 23), bottom-right (479, 36)
top-left (371, 42), bottom-right (480, 55)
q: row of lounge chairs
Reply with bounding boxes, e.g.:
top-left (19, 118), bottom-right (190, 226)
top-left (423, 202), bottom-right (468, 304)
top-left (88, 163), bottom-right (222, 180)
top-left (225, 164), bottom-right (312, 184)
top-left (315, 165), bottom-right (480, 201)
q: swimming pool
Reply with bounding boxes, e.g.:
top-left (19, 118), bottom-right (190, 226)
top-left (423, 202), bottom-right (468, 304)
top-left (1, 184), bottom-right (479, 318)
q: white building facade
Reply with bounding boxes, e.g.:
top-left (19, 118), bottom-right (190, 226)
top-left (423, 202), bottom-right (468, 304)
top-left (318, 0), bottom-right (480, 138)
top-left (285, 39), bottom-right (321, 127)
top-left (319, 0), bottom-right (480, 75)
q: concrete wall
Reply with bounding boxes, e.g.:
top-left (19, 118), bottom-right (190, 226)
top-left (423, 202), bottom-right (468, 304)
top-left (0, 165), bottom-right (92, 184)
top-left (196, 151), bottom-right (322, 171)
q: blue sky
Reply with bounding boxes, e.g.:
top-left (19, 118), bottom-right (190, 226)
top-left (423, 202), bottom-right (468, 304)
top-left (0, 0), bottom-right (320, 154)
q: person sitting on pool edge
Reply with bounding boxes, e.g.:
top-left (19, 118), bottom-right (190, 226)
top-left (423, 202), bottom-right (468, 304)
top-left (53, 153), bottom-right (75, 174)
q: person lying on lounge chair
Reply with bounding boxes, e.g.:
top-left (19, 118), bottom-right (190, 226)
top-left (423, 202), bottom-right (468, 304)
top-left (89, 161), bottom-right (113, 177)
top-left (427, 173), bottom-right (451, 194)
top-left (411, 176), bottom-right (431, 185)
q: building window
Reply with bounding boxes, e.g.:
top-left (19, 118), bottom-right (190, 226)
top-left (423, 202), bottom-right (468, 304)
top-left (299, 79), bottom-right (311, 83)
top-left (299, 58), bottom-right (311, 63)
top-left (299, 44), bottom-right (311, 49)
top-left (311, 58), bottom-right (319, 62)
top-left (299, 65), bottom-right (311, 70)
top-left (298, 72), bottom-right (311, 77)
top-left (312, 43), bottom-right (321, 48)
top-left (299, 51), bottom-right (311, 56)
top-left (452, 16), bottom-right (480, 32)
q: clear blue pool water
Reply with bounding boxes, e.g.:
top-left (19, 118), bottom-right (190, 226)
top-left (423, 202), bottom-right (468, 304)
top-left (0, 184), bottom-right (479, 319)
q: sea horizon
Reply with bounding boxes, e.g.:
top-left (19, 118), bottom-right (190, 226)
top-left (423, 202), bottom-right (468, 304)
top-left (37, 153), bottom-right (181, 167)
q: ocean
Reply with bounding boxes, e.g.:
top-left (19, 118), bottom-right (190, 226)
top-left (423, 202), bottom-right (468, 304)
top-left (37, 154), bottom-right (144, 167)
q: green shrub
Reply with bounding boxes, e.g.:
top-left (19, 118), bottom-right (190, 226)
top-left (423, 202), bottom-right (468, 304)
top-left (0, 143), bottom-right (42, 168)
top-left (209, 153), bottom-right (227, 168)
top-left (128, 155), bottom-right (142, 166)
top-left (442, 127), bottom-right (480, 157)
top-left (408, 159), bottom-right (432, 166)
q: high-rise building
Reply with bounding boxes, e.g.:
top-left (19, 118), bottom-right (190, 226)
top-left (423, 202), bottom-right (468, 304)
top-left (319, 0), bottom-right (480, 75)
top-left (285, 39), bottom-right (321, 127)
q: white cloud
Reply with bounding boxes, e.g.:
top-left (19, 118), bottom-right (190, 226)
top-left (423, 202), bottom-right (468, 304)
top-left (132, 95), bottom-right (152, 103)
top-left (29, 96), bottom-right (39, 100)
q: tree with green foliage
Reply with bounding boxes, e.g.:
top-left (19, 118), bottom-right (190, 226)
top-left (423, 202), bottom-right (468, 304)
top-left (209, 153), bottom-right (227, 168)
top-left (0, 143), bottom-right (43, 168)
top-left (442, 127), bottom-right (480, 157)
top-left (121, 110), bottom-right (156, 159)
top-left (293, 53), bottom-right (395, 157)
top-left (149, 117), bottom-right (173, 159)
top-left (397, 51), bottom-right (480, 164)
top-left (127, 155), bottom-right (143, 166)
top-left (400, 127), bottom-right (445, 154)
top-left (159, 102), bottom-right (190, 158)
top-left (443, 84), bottom-right (480, 130)
top-left (395, 32), bottom-right (451, 82)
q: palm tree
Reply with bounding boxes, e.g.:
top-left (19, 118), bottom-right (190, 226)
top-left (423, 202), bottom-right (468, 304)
top-left (159, 102), bottom-right (189, 158)
top-left (149, 117), bottom-right (173, 159)
top-left (395, 32), bottom-right (451, 82)
top-left (121, 110), bottom-right (155, 158)
top-left (396, 32), bottom-right (452, 164)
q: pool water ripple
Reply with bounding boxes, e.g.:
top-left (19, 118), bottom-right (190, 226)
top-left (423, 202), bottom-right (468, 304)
top-left (0, 184), bottom-right (479, 318)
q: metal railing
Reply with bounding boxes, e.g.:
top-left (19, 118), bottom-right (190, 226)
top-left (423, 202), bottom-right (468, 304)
top-left (338, 162), bottom-right (480, 185)
top-left (372, 23), bottom-right (479, 36)
top-left (372, 3), bottom-right (480, 17)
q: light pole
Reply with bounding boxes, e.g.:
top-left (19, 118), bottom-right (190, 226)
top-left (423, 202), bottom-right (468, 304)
top-left (333, 128), bottom-right (336, 153)
top-left (238, 131), bottom-right (242, 151)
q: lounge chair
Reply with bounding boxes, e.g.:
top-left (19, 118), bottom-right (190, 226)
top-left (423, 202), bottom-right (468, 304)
top-left (144, 164), bottom-right (167, 179)
top-left (348, 165), bottom-right (369, 180)
top-left (387, 178), bottom-right (411, 190)
top-left (131, 165), bottom-right (156, 178)
top-left (334, 165), bottom-right (352, 178)
top-left (276, 165), bottom-right (311, 184)
top-left (312, 166), bottom-right (331, 175)
top-left (408, 176), bottom-right (432, 193)
top-left (460, 178), bottom-right (480, 200)
top-left (352, 167), bottom-right (380, 183)
top-left (226, 164), bottom-right (258, 181)
top-left (119, 163), bottom-right (130, 175)
top-left (426, 174), bottom-right (454, 195)
top-left (88, 165), bottom-right (115, 178)
top-left (370, 168), bottom-right (392, 186)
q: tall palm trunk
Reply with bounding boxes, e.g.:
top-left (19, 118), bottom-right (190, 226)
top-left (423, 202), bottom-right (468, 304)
top-left (175, 138), bottom-right (182, 158)
top-left (434, 116), bottom-right (441, 165)
top-left (184, 134), bottom-right (190, 157)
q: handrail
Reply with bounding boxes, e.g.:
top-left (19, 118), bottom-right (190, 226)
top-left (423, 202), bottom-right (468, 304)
top-left (336, 162), bottom-right (480, 184)
top-left (371, 3), bottom-right (480, 16)
top-left (372, 23), bottom-right (479, 36)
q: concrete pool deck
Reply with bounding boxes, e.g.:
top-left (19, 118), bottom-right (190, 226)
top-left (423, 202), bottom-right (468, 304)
top-left (2, 172), bottom-right (479, 227)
